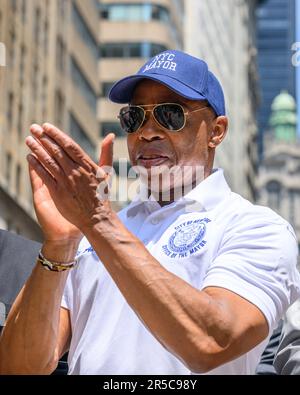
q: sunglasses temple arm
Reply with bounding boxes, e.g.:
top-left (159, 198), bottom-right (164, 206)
top-left (188, 106), bottom-right (210, 115)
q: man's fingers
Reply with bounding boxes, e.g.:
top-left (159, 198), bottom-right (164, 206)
top-left (28, 155), bottom-right (43, 192)
top-left (27, 154), bottom-right (57, 193)
top-left (30, 124), bottom-right (75, 176)
top-left (98, 133), bottom-right (115, 168)
top-left (42, 123), bottom-right (96, 171)
top-left (30, 123), bottom-right (43, 136)
top-left (26, 135), bottom-right (63, 180)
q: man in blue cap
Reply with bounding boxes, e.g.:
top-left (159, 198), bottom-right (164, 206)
top-left (1, 50), bottom-right (299, 375)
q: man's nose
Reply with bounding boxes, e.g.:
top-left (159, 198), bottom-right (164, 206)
top-left (138, 112), bottom-right (165, 141)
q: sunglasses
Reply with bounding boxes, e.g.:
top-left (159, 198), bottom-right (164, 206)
top-left (118, 103), bottom-right (210, 134)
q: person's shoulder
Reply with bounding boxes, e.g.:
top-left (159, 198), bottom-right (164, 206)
top-left (228, 192), bottom-right (291, 227)
top-left (0, 229), bottom-right (41, 252)
top-left (219, 193), bottom-right (297, 249)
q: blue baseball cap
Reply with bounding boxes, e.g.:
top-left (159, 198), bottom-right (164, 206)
top-left (109, 50), bottom-right (226, 116)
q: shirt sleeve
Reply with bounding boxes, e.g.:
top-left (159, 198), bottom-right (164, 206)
top-left (61, 237), bottom-right (91, 310)
top-left (61, 272), bottom-right (73, 310)
top-left (202, 220), bottom-right (300, 332)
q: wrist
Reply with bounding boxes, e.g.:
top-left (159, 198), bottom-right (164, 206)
top-left (38, 250), bottom-right (77, 272)
top-left (80, 208), bottom-right (117, 235)
top-left (42, 239), bottom-right (81, 263)
top-left (82, 211), bottom-right (123, 242)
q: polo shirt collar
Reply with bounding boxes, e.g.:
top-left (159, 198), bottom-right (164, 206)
top-left (126, 168), bottom-right (231, 217)
top-left (184, 168), bottom-right (231, 211)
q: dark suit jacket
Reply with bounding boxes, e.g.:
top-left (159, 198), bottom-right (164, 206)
top-left (274, 299), bottom-right (300, 375)
top-left (255, 320), bottom-right (283, 375)
top-left (0, 230), bottom-right (68, 375)
top-left (0, 229), bottom-right (40, 321)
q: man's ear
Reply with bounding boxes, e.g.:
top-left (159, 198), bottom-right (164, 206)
top-left (208, 116), bottom-right (228, 148)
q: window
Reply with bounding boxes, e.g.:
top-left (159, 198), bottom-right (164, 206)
top-left (21, 0), bottom-right (26, 23)
top-left (31, 63), bottom-right (39, 100)
top-left (69, 114), bottom-right (95, 159)
top-left (58, 0), bottom-right (67, 20)
top-left (34, 7), bottom-right (41, 45)
top-left (289, 190), bottom-right (300, 226)
top-left (101, 82), bottom-right (115, 97)
top-left (128, 43), bottom-right (142, 57)
top-left (56, 37), bottom-right (66, 72)
top-left (101, 7), bottom-right (109, 19)
top-left (44, 19), bottom-right (49, 55)
top-left (55, 90), bottom-right (65, 128)
top-left (42, 76), bottom-right (48, 120)
top-left (149, 43), bottom-right (168, 57)
top-left (151, 5), bottom-right (169, 22)
top-left (7, 92), bottom-right (14, 131)
top-left (71, 58), bottom-right (97, 112)
top-left (100, 3), bottom-right (170, 23)
top-left (266, 181), bottom-right (281, 210)
top-left (100, 42), bottom-right (167, 58)
top-left (100, 43), bottom-right (124, 58)
top-left (101, 122), bottom-right (124, 137)
top-left (11, 0), bottom-right (17, 13)
top-left (20, 44), bottom-right (26, 87)
top-left (72, 4), bottom-right (98, 61)
top-left (6, 153), bottom-right (12, 187)
top-left (9, 29), bottom-right (15, 68)
top-left (17, 103), bottom-right (23, 140)
top-left (16, 164), bottom-right (21, 196)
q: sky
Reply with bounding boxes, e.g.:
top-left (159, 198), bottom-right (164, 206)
top-left (297, 0), bottom-right (300, 136)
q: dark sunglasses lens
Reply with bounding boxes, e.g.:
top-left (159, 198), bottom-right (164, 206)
top-left (154, 104), bottom-right (185, 131)
top-left (119, 107), bottom-right (144, 133)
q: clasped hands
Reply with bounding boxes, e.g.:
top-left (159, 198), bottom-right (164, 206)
top-left (26, 123), bottom-right (115, 237)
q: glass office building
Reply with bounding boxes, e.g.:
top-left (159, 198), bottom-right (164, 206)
top-left (256, 0), bottom-right (296, 158)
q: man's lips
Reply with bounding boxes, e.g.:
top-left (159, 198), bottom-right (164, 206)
top-left (136, 154), bottom-right (170, 168)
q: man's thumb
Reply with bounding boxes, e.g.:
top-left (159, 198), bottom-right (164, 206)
top-left (98, 133), bottom-right (115, 168)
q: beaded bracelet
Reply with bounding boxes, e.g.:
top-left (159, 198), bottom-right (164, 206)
top-left (38, 250), bottom-right (77, 272)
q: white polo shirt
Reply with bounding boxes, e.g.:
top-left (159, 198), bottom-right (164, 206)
top-left (61, 169), bottom-right (300, 375)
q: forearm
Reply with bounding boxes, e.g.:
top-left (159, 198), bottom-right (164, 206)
top-left (84, 216), bottom-right (232, 372)
top-left (0, 242), bottom-right (76, 374)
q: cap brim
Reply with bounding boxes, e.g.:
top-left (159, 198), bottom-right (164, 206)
top-left (109, 74), bottom-right (206, 104)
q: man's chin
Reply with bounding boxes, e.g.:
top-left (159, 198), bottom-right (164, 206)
top-left (137, 164), bottom-right (205, 200)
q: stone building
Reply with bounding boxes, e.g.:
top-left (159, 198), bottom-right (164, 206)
top-left (0, 0), bottom-right (99, 240)
top-left (257, 91), bottom-right (300, 249)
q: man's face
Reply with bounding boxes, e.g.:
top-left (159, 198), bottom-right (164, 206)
top-left (126, 80), bottom-right (217, 194)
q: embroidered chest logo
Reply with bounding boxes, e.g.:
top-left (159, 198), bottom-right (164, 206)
top-left (162, 218), bottom-right (211, 259)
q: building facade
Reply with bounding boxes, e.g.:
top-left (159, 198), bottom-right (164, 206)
top-left (185, 0), bottom-right (260, 201)
top-left (0, 0), bottom-right (99, 240)
top-left (257, 92), bottom-right (300, 249)
top-left (98, 0), bottom-right (184, 196)
top-left (256, 0), bottom-right (296, 158)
